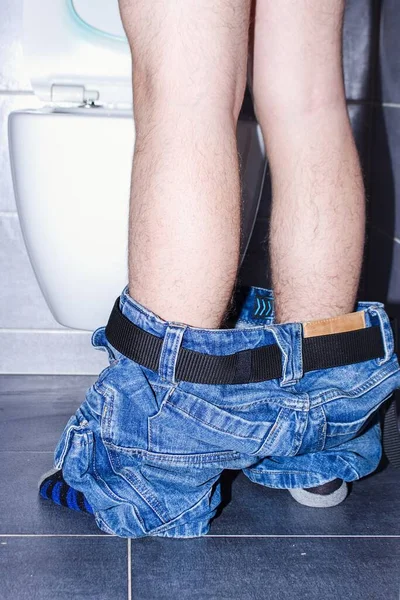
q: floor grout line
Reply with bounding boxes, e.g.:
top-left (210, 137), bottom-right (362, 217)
top-left (0, 451), bottom-right (54, 454)
top-left (1, 533), bottom-right (399, 539)
top-left (0, 534), bottom-right (114, 538)
top-left (207, 534), bottom-right (400, 539)
top-left (128, 538), bottom-right (132, 600)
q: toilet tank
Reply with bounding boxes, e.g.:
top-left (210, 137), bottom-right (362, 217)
top-left (9, 108), bottom-right (133, 330)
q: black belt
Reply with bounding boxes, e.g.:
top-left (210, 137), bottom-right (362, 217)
top-left (105, 298), bottom-right (386, 385)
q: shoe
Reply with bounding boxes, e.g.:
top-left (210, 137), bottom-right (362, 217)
top-left (288, 478), bottom-right (348, 507)
top-left (38, 468), bottom-right (94, 514)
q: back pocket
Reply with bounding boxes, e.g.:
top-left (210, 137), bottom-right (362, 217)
top-left (148, 386), bottom-right (272, 458)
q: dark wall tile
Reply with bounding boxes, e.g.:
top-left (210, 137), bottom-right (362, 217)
top-left (343, 0), bottom-right (378, 101)
top-left (369, 106), bottom-right (400, 240)
top-left (379, 0), bottom-right (400, 103)
top-left (238, 250), bottom-right (270, 289)
top-left (348, 103), bottom-right (372, 172)
top-left (365, 227), bottom-right (400, 312)
top-left (241, 104), bottom-right (370, 289)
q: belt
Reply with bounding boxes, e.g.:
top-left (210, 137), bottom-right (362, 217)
top-left (105, 298), bottom-right (386, 385)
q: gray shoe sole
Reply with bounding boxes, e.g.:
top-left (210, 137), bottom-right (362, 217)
top-left (288, 480), bottom-right (348, 507)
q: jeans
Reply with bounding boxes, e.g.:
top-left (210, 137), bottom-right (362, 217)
top-left (54, 285), bottom-right (400, 538)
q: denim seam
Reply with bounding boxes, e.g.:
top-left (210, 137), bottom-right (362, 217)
top-left (90, 438), bottom-right (127, 504)
top-left (163, 399), bottom-right (263, 443)
top-left (248, 468), bottom-right (314, 475)
top-left (336, 456), bottom-right (360, 479)
top-left (95, 515), bottom-right (116, 535)
top-left (236, 318), bottom-right (274, 326)
top-left (290, 409), bottom-right (309, 456)
top-left (201, 396), bottom-right (307, 411)
top-left (310, 362), bottom-right (400, 407)
top-left (98, 384), bottom-right (115, 443)
top-left (122, 292), bottom-right (277, 334)
top-left (162, 325), bottom-right (186, 383)
top-left (148, 384), bottom-right (179, 451)
top-left (109, 448), bottom-right (169, 524)
top-left (149, 487), bottom-right (214, 535)
top-left (120, 292), bottom-right (163, 327)
top-left (256, 407), bottom-right (285, 455)
top-left (55, 423), bottom-right (85, 469)
top-left (319, 406), bottom-right (327, 451)
top-left (104, 441), bottom-right (241, 464)
top-left (325, 400), bottom-right (387, 435)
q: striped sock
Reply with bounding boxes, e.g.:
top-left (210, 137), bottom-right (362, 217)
top-left (39, 469), bottom-right (93, 514)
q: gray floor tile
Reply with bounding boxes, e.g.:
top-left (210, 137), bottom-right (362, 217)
top-left (0, 537), bottom-right (128, 600)
top-left (1, 376), bottom-right (399, 538)
top-left (210, 468), bottom-right (400, 536)
top-left (130, 537), bottom-right (400, 600)
top-left (0, 452), bottom-right (100, 534)
top-left (0, 375), bottom-right (95, 451)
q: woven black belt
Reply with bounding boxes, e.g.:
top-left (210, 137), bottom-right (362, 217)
top-left (105, 298), bottom-right (386, 385)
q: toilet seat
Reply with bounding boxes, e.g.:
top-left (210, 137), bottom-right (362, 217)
top-left (23, 0), bottom-right (132, 107)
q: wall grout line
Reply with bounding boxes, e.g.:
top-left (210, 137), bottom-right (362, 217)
top-left (0, 90), bottom-right (33, 96)
top-left (371, 224), bottom-right (400, 245)
top-left (0, 328), bottom-right (91, 333)
top-left (0, 372), bottom-right (101, 376)
top-left (128, 538), bottom-right (132, 600)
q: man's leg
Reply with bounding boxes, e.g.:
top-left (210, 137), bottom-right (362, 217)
top-left (118, 0), bottom-right (251, 328)
top-left (252, 0), bottom-right (365, 324)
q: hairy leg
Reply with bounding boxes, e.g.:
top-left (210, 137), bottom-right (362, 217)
top-left (119, 0), bottom-right (251, 327)
top-left (252, 0), bottom-right (365, 323)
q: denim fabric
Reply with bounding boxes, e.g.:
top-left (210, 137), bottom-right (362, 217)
top-left (54, 285), bottom-right (400, 538)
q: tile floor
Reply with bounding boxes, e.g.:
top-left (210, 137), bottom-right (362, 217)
top-left (0, 375), bottom-right (399, 599)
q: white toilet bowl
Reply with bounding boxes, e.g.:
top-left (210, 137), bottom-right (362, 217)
top-left (9, 0), bottom-right (266, 331)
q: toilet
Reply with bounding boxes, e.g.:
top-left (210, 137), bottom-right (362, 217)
top-left (8, 0), bottom-right (266, 331)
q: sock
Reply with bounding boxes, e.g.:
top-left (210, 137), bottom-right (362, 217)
top-left (39, 469), bottom-right (94, 514)
top-left (304, 478), bottom-right (344, 495)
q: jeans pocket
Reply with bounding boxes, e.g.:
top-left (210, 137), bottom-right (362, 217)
top-left (323, 393), bottom-right (393, 450)
top-left (148, 386), bottom-right (268, 458)
top-left (54, 410), bottom-right (93, 483)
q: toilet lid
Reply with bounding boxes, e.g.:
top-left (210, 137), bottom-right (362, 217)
top-left (23, 0), bottom-right (132, 106)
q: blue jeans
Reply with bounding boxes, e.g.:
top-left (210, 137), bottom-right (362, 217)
top-left (54, 285), bottom-right (400, 538)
